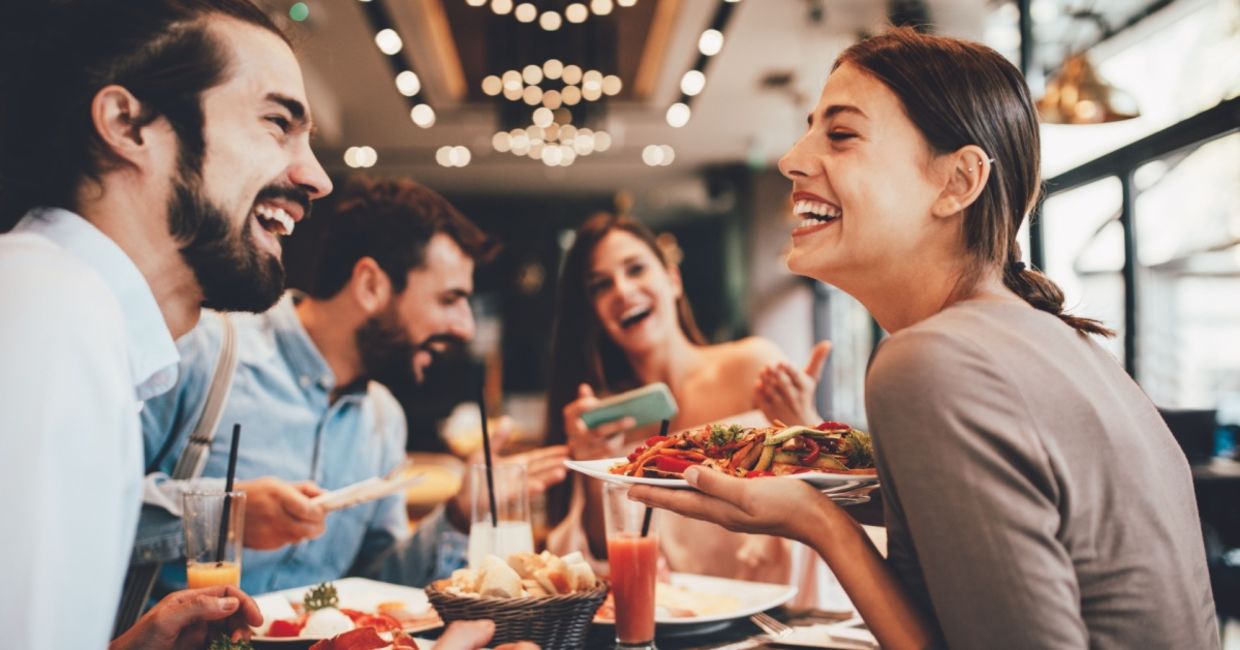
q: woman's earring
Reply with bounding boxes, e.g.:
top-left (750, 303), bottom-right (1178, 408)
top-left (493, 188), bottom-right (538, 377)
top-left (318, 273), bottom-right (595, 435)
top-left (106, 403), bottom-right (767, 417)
top-left (967, 157), bottom-right (996, 174)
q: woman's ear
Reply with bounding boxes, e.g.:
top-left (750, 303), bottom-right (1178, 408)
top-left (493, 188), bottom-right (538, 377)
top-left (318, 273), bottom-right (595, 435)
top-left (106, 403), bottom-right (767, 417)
top-left (931, 144), bottom-right (992, 219)
top-left (350, 256), bottom-right (392, 315)
top-left (667, 261), bottom-right (684, 300)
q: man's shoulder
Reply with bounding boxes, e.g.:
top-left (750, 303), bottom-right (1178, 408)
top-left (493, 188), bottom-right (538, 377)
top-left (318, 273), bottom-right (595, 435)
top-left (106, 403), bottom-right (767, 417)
top-left (0, 233), bottom-right (124, 339)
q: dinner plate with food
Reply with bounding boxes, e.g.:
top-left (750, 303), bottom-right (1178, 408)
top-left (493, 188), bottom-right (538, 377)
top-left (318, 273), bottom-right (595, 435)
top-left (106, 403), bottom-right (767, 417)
top-left (565, 421), bottom-right (878, 489)
top-left (251, 578), bottom-right (441, 643)
top-left (593, 572), bottom-right (798, 635)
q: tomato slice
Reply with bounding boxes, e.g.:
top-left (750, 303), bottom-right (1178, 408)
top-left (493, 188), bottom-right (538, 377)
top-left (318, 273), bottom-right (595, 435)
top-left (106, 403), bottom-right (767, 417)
top-left (653, 455), bottom-right (698, 474)
top-left (267, 618), bottom-right (305, 637)
top-left (353, 613), bottom-right (403, 634)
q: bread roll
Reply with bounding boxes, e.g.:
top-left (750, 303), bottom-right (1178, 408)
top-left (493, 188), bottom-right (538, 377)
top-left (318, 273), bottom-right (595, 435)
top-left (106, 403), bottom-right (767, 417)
top-left (479, 555), bottom-right (523, 598)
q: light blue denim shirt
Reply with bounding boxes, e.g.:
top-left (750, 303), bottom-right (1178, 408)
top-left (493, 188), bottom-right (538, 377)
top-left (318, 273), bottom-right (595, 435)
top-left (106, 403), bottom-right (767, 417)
top-left (140, 293), bottom-right (466, 595)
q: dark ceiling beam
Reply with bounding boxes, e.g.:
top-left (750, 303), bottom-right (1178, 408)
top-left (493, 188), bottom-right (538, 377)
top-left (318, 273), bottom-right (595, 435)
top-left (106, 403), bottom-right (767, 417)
top-left (358, 0), bottom-right (434, 110)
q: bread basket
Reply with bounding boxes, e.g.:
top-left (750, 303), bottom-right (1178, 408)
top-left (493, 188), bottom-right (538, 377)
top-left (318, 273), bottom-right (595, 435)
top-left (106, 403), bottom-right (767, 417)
top-left (425, 579), bottom-right (609, 650)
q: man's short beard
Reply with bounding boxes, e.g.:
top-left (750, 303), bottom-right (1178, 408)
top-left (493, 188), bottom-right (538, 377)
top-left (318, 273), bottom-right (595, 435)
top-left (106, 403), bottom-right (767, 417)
top-left (356, 304), bottom-right (417, 386)
top-left (167, 174), bottom-right (285, 313)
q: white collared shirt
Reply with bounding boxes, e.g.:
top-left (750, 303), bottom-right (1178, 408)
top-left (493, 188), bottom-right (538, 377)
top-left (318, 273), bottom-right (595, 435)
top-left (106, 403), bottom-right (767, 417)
top-left (0, 208), bottom-right (179, 649)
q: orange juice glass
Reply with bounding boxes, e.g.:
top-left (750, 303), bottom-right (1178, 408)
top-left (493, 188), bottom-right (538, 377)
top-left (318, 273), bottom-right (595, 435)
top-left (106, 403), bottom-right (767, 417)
top-left (181, 490), bottom-right (245, 588)
top-left (603, 482), bottom-right (658, 649)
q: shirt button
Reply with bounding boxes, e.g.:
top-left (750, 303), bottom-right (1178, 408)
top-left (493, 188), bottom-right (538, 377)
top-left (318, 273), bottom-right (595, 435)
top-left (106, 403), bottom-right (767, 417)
top-left (299, 376), bottom-right (311, 388)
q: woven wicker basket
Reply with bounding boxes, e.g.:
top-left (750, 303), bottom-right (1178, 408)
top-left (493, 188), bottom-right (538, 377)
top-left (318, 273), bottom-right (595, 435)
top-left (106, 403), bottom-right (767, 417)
top-left (426, 579), bottom-right (609, 650)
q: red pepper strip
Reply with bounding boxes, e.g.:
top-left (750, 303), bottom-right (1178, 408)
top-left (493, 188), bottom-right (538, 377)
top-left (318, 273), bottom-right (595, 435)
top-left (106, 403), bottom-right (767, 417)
top-left (654, 455), bottom-right (700, 474)
top-left (268, 619), bottom-right (305, 637)
top-left (800, 437), bottom-right (820, 464)
top-left (630, 440), bottom-right (672, 477)
top-left (816, 420), bottom-right (851, 431)
top-left (645, 435), bottom-right (670, 447)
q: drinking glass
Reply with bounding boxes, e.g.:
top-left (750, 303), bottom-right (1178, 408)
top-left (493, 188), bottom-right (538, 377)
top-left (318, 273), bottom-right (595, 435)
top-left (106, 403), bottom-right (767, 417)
top-left (603, 481), bottom-right (658, 650)
top-left (467, 463), bottom-right (533, 568)
top-left (181, 490), bottom-right (246, 588)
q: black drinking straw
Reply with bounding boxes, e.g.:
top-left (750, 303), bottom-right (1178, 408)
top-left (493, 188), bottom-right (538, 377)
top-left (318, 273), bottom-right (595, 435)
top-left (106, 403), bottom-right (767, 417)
top-left (216, 423), bottom-right (241, 563)
top-left (640, 419), bottom-right (672, 537)
top-left (478, 363), bottom-right (499, 527)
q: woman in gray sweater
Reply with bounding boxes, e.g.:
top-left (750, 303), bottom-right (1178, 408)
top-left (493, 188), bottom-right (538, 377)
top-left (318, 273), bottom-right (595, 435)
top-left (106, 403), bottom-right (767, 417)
top-left (630, 28), bottom-right (1219, 650)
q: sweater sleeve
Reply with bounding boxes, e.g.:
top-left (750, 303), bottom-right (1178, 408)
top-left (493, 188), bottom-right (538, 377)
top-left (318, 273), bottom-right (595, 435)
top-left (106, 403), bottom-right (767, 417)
top-left (865, 328), bottom-right (1088, 650)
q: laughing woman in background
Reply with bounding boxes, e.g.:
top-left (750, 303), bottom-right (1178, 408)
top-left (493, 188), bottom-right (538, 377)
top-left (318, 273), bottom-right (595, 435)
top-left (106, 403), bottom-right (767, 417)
top-left (630, 28), bottom-right (1219, 650)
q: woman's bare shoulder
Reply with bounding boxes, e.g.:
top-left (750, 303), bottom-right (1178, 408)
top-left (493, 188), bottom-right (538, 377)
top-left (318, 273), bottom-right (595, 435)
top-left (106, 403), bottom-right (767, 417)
top-left (703, 336), bottom-right (784, 374)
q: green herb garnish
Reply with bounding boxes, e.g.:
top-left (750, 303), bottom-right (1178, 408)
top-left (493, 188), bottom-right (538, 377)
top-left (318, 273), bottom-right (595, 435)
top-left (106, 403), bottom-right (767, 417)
top-left (208, 634), bottom-right (253, 650)
top-left (709, 424), bottom-right (746, 446)
top-left (844, 429), bottom-right (875, 469)
top-left (303, 582), bottom-right (339, 612)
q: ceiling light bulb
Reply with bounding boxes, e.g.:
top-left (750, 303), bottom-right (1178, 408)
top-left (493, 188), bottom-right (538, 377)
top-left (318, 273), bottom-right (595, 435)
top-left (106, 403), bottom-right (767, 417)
top-left (542, 89), bottom-right (563, 109)
top-left (582, 69), bottom-right (603, 87)
top-left (343, 147), bottom-right (360, 168)
top-left (522, 64), bottom-right (543, 85)
top-left (522, 85), bottom-right (543, 105)
top-left (680, 69), bottom-right (706, 96)
top-left (374, 29), bottom-right (403, 55)
top-left (642, 144), bottom-right (663, 166)
top-left (529, 141), bottom-right (545, 160)
top-left (492, 132), bottom-right (512, 152)
top-left (698, 29), bottom-right (723, 56)
top-left (396, 70), bottom-right (421, 96)
top-left (666, 102), bottom-right (691, 127)
top-left (481, 75), bottom-right (503, 96)
top-left (602, 75), bottom-right (623, 96)
top-left (562, 65), bottom-right (583, 85)
top-left (543, 145), bottom-right (563, 165)
top-left (565, 3), bottom-right (588, 22)
top-left (511, 131), bottom-right (530, 149)
top-left (526, 125), bottom-right (545, 141)
top-left (560, 146), bottom-right (577, 166)
top-left (450, 146), bottom-right (471, 167)
top-left (491, 0), bottom-right (513, 15)
top-left (543, 59), bottom-right (564, 79)
top-left (593, 131), bottom-right (612, 152)
top-left (436, 146), bottom-right (453, 167)
top-left (410, 103), bottom-right (436, 128)
top-left (502, 70), bottom-right (522, 90)
top-left (559, 124), bottom-right (577, 142)
top-left (561, 85), bottom-right (582, 105)
top-left (544, 122), bottom-right (561, 141)
top-left (503, 85), bottom-right (523, 101)
top-left (590, 0), bottom-right (613, 15)
top-left (357, 146), bottom-right (378, 168)
top-left (533, 107), bottom-right (554, 128)
top-left (618, 0), bottom-right (637, 5)
top-left (540, 11), bottom-right (562, 30)
top-left (554, 108), bottom-right (573, 124)
top-left (466, 0), bottom-right (487, 6)
top-left (574, 135), bottom-right (594, 155)
top-left (659, 145), bottom-right (675, 165)
top-left (582, 85), bottom-right (602, 101)
top-left (514, 2), bottom-right (537, 22)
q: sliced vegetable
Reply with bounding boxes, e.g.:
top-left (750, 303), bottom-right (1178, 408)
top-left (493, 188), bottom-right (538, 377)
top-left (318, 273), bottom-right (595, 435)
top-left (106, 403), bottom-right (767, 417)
top-left (654, 455), bottom-right (700, 474)
top-left (752, 445), bottom-right (775, 472)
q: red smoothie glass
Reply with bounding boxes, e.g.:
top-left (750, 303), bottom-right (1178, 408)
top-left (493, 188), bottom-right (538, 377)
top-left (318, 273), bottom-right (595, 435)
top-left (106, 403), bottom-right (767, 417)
top-left (603, 481), bottom-right (658, 650)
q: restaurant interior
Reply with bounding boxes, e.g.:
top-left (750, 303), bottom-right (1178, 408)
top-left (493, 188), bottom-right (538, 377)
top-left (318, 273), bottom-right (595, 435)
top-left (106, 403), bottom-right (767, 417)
top-left (9, 0), bottom-right (1230, 645)
top-left (254, 0), bottom-right (1240, 645)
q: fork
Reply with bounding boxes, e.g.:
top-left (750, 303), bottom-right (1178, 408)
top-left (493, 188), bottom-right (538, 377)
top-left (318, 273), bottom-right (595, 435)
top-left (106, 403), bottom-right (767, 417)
top-left (750, 612), bottom-right (793, 639)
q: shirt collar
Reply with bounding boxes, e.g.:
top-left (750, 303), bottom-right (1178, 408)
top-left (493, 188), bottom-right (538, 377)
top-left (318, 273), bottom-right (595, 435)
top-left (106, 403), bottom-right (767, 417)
top-left (266, 291), bottom-right (353, 397)
top-left (15, 207), bottom-right (179, 399)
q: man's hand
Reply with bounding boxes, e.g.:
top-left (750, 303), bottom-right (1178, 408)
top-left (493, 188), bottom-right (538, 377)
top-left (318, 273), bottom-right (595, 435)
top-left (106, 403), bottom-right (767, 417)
top-left (434, 620), bottom-right (540, 650)
top-left (109, 586), bottom-right (262, 650)
top-left (754, 340), bottom-right (831, 426)
top-left (235, 476), bottom-right (326, 550)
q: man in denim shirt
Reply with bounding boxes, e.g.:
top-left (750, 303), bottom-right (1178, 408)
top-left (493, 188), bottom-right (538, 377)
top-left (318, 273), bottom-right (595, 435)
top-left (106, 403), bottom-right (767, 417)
top-left (139, 178), bottom-right (567, 595)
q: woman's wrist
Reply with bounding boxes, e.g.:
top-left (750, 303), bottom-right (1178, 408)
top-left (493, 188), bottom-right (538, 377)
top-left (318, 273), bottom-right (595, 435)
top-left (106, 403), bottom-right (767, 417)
top-left (789, 490), bottom-right (842, 548)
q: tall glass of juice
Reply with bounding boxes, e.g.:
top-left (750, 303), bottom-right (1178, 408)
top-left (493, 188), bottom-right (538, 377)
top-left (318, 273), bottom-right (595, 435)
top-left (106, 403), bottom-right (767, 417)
top-left (603, 481), bottom-right (658, 650)
top-left (181, 490), bottom-right (246, 589)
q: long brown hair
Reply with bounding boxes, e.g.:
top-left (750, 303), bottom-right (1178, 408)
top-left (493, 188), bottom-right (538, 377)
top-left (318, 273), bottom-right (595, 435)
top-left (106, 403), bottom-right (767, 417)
top-left (543, 213), bottom-right (705, 521)
top-left (837, 28), bottom-right (1113, 337)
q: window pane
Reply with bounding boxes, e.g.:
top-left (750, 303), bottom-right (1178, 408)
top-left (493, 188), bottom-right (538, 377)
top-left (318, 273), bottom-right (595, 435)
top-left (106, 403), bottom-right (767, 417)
top-left (1134, 133), bottom-right (1240, 408)
top-left (1040, 176), bottom-right (1126, 363)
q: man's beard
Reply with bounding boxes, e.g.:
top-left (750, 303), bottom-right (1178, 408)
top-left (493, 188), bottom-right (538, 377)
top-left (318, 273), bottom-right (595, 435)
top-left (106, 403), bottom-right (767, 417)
top-left (356, 304), bottom-right (465, 387)
top-left (166, 178), bottom-right (298, 313)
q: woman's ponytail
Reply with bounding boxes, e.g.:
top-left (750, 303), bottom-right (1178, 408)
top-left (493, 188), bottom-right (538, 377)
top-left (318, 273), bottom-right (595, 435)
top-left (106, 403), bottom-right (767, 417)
top-left (1002, 250), bottom-right (1115, 337)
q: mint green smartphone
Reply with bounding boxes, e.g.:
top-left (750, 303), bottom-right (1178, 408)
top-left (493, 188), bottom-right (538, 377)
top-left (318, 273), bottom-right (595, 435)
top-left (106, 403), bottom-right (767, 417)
top-left (581, 382), bottom-right (678, 430)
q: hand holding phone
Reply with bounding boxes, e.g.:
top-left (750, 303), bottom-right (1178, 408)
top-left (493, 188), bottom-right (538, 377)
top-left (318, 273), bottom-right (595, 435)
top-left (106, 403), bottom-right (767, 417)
top-left (580, 382), bottom-right (678, 431)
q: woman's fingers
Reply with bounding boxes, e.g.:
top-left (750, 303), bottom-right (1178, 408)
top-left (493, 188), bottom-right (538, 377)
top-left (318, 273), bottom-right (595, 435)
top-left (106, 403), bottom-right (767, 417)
top-left (804, 340), bottom-right (833, 379)
top-left (627, 484), bottom-right (737, 527)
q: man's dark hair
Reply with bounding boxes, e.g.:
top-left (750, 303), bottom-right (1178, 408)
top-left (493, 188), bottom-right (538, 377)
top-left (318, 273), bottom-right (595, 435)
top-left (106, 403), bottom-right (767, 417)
top-left (0, 0), bottom-right (287, 230)
top-left (308, 177), bottom-right (497, 299)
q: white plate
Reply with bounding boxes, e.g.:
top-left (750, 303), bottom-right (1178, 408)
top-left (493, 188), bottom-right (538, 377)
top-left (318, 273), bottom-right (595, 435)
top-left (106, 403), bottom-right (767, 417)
top-left (251, 577), bottom-right (442, 642)
top-left (565, 458), bottom-right (878, 489)
top-left (595, 572), bottom-right (797, 634)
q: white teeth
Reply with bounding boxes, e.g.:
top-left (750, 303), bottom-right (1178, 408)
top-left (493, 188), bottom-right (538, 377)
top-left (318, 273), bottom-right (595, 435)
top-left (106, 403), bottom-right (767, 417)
top-left (620, 305), bottom-right (650, 321)
top-left (793, 199), bottom-right (842, 220)
top-left (254, 205), bottom-right (295, 236)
